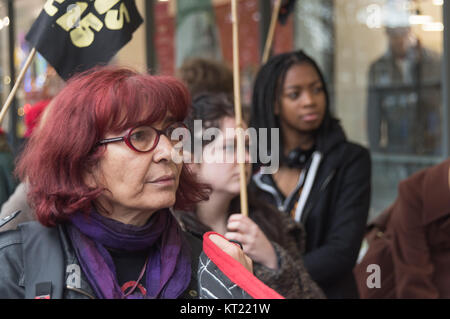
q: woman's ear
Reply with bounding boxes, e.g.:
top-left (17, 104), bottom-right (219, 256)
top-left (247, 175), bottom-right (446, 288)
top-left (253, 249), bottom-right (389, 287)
top-left (83, 170), bottom-right (98, 189)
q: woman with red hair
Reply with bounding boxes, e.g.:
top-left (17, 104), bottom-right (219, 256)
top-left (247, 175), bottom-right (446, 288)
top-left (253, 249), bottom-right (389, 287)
top-left (0, 67), bottom-right (257, 299)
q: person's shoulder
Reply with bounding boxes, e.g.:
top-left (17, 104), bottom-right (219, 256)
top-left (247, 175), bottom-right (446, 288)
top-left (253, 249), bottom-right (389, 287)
top-left (331, 141), bottom-right (371, 164)
top-left (421, 46), bottom-right (441, 61)
top-left (341, 141), bottom-right (369, 153)
top-left (398, 159), bottom-right (449, 202)
top-left (0, 228), bottom-right (22, 250)
top-left (369, 53), bottom-right (390, 70)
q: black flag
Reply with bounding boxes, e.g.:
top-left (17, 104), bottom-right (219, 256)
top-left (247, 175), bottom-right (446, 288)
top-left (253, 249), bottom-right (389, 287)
top-left (278, 0), bottom-right (296, 25)
top-left (26, 0), bottom-right (143, 81)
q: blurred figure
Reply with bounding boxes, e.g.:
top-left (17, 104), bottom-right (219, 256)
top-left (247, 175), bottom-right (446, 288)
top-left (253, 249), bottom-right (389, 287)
top-left (177, 57), bottom-right (234, 98)
top-left (367, 2), bottom-right (442, 155)
top-left (175, 0), bottom-right (222, 68)
top-left (389, 159), bottom-right (450, 298)
top-left (0, 99), bottom-right (52, 230)
top-left (250, 50), bottom-right (371, 298)
top-left (175, 93), bottom-right (325, 299)
top-left (23, 99), bottom-right (51, 138)
top-left (356, 159), bottom-right (450, 298)
top-left (0, 129), bottom-right (17, 209)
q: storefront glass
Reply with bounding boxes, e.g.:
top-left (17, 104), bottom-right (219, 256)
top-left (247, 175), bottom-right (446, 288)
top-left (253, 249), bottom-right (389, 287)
top-left (294, 0), bottom-right (444, 219)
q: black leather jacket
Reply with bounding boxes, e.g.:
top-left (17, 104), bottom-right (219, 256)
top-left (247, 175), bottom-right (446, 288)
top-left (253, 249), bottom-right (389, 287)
top-left (0, 220), bottom-right (202, 299)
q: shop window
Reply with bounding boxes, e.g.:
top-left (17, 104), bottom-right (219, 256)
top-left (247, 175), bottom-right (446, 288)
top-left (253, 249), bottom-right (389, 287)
top-left (294, 0), bottom-right (444, 219)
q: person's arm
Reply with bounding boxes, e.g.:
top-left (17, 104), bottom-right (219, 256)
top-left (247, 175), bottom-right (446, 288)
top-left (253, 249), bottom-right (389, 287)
top-left (303, 147), bottom-right (371, 286)
top-left (390, 177), bottom-right (439, 298)
top-left (225, 214), bottom-right (277, 269)
top-left (253, 241), bottom-right (326, 299)
top-left (225, 213), bottom-right (325, 298)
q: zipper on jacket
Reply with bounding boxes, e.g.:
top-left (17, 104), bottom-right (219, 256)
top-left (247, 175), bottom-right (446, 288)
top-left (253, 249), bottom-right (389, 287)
top-left (300, 169), bottom-right (336, 224)
top-left (319, 169), bottom-right (335, 192)
top-left (293, 152), bottom-right (322, 222)
top-left (66, 285), bottom-right (96, 299)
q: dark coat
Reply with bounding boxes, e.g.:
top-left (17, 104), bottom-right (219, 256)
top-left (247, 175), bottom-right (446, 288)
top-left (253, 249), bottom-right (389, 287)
top-left (251, 120), bottom-right (371, 298)
top-left (174, 190), bottom-right (326, 299)
top-left (0, 221), bottom-right (201, 299)
top-left (389, 159), bottom-right (450, 298)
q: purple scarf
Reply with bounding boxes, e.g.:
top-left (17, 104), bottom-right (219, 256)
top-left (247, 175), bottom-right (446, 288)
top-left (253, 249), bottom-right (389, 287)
top-left (66, 208), bottom-right (191, 299)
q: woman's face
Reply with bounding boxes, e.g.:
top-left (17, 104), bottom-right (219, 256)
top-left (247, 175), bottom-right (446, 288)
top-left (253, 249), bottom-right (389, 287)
top-left (197, 117), bottom-right (252, 197)
top-left (88, 116), bottom-right (183, 219)
top-left (276, 63), bottom-right (327, 134)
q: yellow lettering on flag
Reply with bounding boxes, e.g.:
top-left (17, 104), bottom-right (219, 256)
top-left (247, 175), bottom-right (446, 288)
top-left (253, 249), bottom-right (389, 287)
top-left (105, 2), bottom-right (130, 30)
top-left (56, 2), bottom-right (88, 31)
top-left (94, 0), bottom-right (121, 14)
top-left (44, 0), bottom-right (66, 16)
top-left (70, 13), bottom-right (104, 48)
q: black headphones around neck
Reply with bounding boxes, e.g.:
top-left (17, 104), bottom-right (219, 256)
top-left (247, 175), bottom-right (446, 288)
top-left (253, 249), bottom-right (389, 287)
top-left (285, 147), bottom-right (315, 169)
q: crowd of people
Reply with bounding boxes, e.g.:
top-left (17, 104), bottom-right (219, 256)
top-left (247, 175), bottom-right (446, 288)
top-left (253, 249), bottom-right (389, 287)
top-left (0, 44), bottom-right (446, 299)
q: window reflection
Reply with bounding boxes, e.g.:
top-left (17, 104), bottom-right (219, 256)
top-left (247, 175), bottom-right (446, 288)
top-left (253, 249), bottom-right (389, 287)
top-left (295, 0), bottom-right (443, 219)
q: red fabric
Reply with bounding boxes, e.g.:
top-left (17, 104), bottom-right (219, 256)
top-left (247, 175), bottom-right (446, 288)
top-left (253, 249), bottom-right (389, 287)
top-left (24, 99), bottom-right (51, 137)
top-left (202, 231), bottom-right (285, 299)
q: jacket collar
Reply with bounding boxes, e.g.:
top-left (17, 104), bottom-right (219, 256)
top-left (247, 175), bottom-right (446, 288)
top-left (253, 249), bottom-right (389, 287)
top-left (58, 225), bottom-right (97, 298)
top-left (316, 118), bottom-right (346, 156)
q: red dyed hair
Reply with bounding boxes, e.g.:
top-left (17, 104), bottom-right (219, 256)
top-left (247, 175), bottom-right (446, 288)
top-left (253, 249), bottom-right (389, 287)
top-left (16, 67), bottom-right (210, 227)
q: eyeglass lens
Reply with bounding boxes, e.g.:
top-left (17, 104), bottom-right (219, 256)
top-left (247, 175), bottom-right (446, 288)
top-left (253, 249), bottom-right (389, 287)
top-left (128, 123), bottom-right (188, 152)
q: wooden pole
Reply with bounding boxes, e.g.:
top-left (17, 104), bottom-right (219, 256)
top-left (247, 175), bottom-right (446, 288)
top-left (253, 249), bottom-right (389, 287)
top-left (0, 48), bottom-right (37, 125)
top-left (231, 0), bottom-right (249, 217)
top-left (262, 0), bottom-right (282, 64)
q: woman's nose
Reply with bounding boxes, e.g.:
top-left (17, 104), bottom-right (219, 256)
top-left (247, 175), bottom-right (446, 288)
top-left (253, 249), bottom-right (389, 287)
top-left (152, 134), bottom-right (174, 162)
top-left (301, 90), bottom-right (314, 106)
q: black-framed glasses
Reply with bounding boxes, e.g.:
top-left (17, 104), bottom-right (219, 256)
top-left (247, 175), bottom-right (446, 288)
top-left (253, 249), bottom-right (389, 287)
top-left (97, 122), bottom-right (189, 153)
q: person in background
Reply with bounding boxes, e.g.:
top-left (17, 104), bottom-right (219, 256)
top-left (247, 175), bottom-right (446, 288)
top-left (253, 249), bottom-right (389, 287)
top-left (176, 57), bottom-right (234, 99)
top-left (174, 93), bottom-right (324, 299)
top-left (367, 7), bottom-right (442, 155)
top-left (250, 50), bottom-right (371, 298)
top-left (365, 0), bottom-right (442, 223)
top-left (0, 99), bottom-right (52, 230)
top-left (0, 128), bottom-right (17, 209)
top-left (389, 159), bottom-right (450, 298)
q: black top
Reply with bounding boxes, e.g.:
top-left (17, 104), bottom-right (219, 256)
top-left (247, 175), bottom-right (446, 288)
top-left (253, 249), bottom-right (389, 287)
top-left (108, 248), bottom-right (149, 296)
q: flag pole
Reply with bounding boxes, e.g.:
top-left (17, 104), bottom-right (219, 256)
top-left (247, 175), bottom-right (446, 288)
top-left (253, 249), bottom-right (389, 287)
top-left (262, 0), bottom-right (282, 64)
top-left (231, 0), bottom-right (249, 217)
top-left (0, 48), bottom-right (37, 125)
